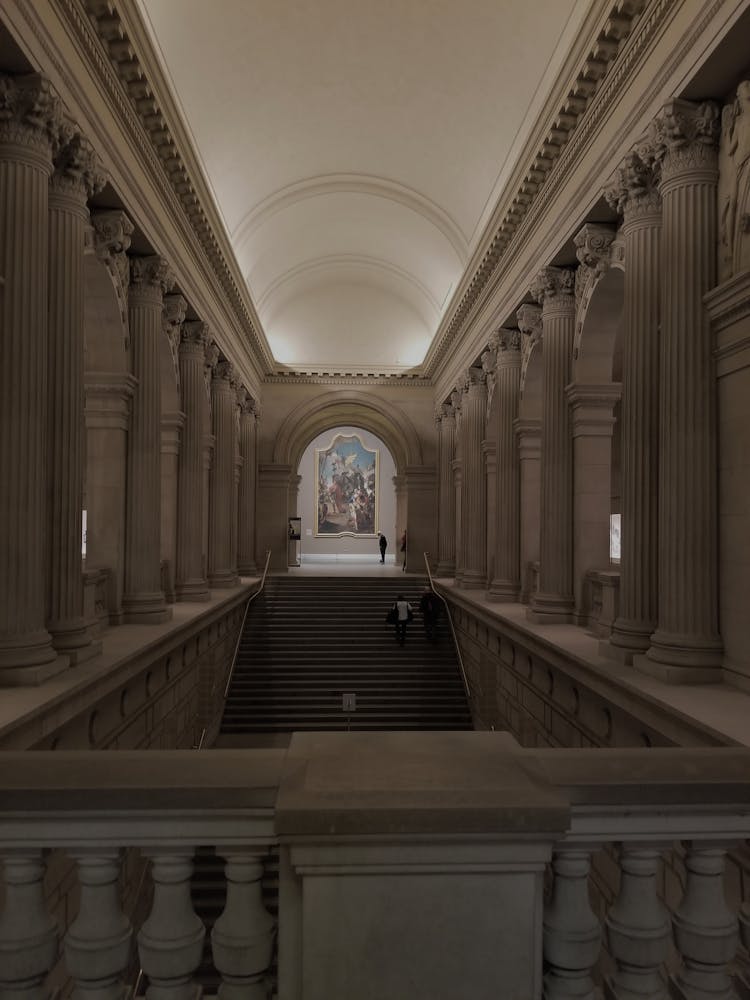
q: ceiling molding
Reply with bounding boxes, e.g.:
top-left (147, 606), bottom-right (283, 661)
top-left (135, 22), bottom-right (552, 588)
top-left (232, 173), bottom-right (469, 263)
top-left (255, 253), bottom-right (442, 318)
top-left (263, 372), bottom-right (432, 387)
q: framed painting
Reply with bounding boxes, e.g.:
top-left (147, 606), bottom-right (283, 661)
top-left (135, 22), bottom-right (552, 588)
top-left (315, 433), bottom-right (378, 536)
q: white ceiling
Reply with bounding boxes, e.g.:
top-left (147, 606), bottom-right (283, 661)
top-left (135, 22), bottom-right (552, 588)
top-left (138, 0), bottom-right (590, 371)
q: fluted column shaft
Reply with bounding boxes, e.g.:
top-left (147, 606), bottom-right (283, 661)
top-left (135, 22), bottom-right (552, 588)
top-left (238, 398), bottom-right (258, 575)
top-left (490, 332), bottom-right (522, 600)
top-left (516, 419), bottom-right (542, 603)
top-left (0, 74), bottom-right (63, 682)
top-left (606, 154), bottom-right (662, 660)
top-left (123, 256), bottom-right (174, 623)
top-left (208, 362), bottom-right (238, 588)
top-left (46, 133), bottom-right (104, 662)
top-left (435, 405), bottom-right (456, 576)
top-left (642, 101), bottom-right (723, 680)
top-left (457, 370), bottom-right (487, 589)
top-left (176, 323), bottom-right (210, 600)
top-left (529, 268), bottom-right (576, 621)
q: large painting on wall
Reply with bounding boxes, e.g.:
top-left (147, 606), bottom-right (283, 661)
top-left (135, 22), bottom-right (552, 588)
top-left (315, 433), bottom-right (378, 536)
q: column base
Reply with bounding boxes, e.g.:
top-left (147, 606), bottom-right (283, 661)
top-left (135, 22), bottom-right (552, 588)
top-left (633, 629), bottom-right (723, 684)
top-left (0, 629), bottom-right (60, 674)
top-left (487, 579), bottom-right (520, 602)
top-left (122, 592), bottom-right (172, 625)
top-left (49, 619), bottom-right (102, 665)
top-left (527, 592), bottom-right (573, 624)
top-left (0, 653), bottom-right (70, 686)
top-left (208, 572), bottom-right (240, 589)
top-left (435, 561), bottom-right (456, 578)
top-left (456, 570), bottom-right (486, 590)
top-left (175, 579), bottom-right (211, 602)
top-left (602, 619), bottom-right (655, 664)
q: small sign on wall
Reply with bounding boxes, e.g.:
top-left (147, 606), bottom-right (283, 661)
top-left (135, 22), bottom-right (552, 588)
top-left (342, 692), bottom-right (357, 712)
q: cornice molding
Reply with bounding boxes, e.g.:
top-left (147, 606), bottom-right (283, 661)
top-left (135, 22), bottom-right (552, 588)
top-left (262, 372), bottom-right (432, 388)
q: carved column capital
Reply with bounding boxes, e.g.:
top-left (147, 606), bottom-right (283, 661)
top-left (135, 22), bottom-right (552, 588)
top-left (50, 130), bottom-right (106, 201)
top-left (516, 303), bottom-right (542, 340)
top-left (180, 320), bottom-right (209, 355)
top-left (644, 99), bottom-right (720, 182)
top-left (0, 72), bottom-right (66, 161)
top-left (497, 327), bottom-right (522, 353)
top-left (574, 223), bottom-right (616, 276)
top-left (213, 359), bottom-right (234, 385)
top-left (92, 209), bottom-right (133, 259)
top-left (530, 266), bottom-right (576, 312)
top-left (129, 255), bottom-right (174, 301)
top-left (605, 151), bottom-right (661, 220)
top-left (461, 366), bottom-right (486, 394)
top-left (163, 294), bottom-right (187, 391)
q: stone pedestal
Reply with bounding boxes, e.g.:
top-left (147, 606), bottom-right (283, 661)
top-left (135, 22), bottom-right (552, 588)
top-left (435, 403), bottom-right (457, 577)
top-left (489, 330), bottom-right (522, 601)
top-left (46, 130), bottom-right (105, 663)
top-left (639, 100), bottom-right (724, 681)
top-left (604, 151), bottom-right (662, 662)
top-left (516, 419), bottom-right (541, 604)
top-left (208, 361), bottom-right (239, 588)
top-left (175, 322), bottom-right (210, 601)
top-left (237, 393), bottom-right (258, 576)
top-left (0, 74), bottom-right (65, 683)
top-left (457, 369), bottom-right (487, 589)
top-left (122, 255), bottom-right (174, 624)
top-left (567, 384), bottom-right (621, 625)
top-left (528, 267), bottom-right (576, 623)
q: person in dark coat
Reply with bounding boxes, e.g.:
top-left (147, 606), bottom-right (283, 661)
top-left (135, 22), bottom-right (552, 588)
top-left (378, 533), bottom-right (387, 563)
top-left (392, 594), bottom-right (413, 646)
top-left (419, 587), bottom-right (440, 640)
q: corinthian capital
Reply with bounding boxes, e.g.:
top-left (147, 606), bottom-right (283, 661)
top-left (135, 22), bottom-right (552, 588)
top-left (497, 327), bottom-right (522, 353)
top-left (213, 359), bottom-right (234, 384)
top-left (51, 130), bottom-right (106, 200)
top-left (516, 303), bottom-right (542, 341)
top-left (0, 73), bottom-right (66, 158)
top-left (163, 293), bottom-right (188, 330)
top-left (644, 99), bottom-right (720, 177)
top-left (574, 224), bottom-right (615, 276)
top-left (92, 210), bottom-right (134, 259)
top-left (130, 255), bottom-right (174, 297)
top-left (530, 266), bottom-right (576, 307)
top-left (181, 320), bottom-right (210, 352)
top-left (604, 150), bottom-right (661, 218)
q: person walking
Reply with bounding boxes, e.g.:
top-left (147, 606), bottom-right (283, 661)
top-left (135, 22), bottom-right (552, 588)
top-left (400, 529), bottom-right (407, 571)
top-left (378, 533), bottom-right (387, 563)
top-left (391, 593), bottom-right (413, 646)
top-left (419, 586), bottom-right (439, 640)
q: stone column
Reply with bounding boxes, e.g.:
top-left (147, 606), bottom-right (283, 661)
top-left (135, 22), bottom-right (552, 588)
top-left (393, 474), bottom-right (407, 562)
top-left (435, 402), bottom-right (456, 577)
top-left (457, 368), bottom-right (487, 589)
top-left (175, 321), bottom-right (210, 601)
top-left (160, 411), bottom-right (184, 604)
top-left (489, 329), bottom-right (522, 601)
top-left (483, 440), bottom-right (496, 588)
top-left (567, 385), bottom-right (621, 624)
top-left (84, 374), bottom-right (136, 622)
top-left (451, 387), bottom-right (463, 580)
top-left (202, 434), bottom-right (214, 581)
top-left (46, 129), bottom-right (105, 663)
top-left (640, 100), bottom-right (723, 680)
top-left (208, 360), bottom-right (238, 588)
top-left (237, 391), bottom-right (258, 576)
top-left (0, 74), bottom-right (65, 682)
top-left (230, 384), bottom-right (242, 578)
top-left (122, 255), bottom-right (174, 624)
top-left (288, 473), bottom-right (302, 567)
top-left (516, 419), bottom-right (542, 603)
top-left (603, 152), bottom-right (662, 661)
top-left (528, 267), bottom-right (576, 622)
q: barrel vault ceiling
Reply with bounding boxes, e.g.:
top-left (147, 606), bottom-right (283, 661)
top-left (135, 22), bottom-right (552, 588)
top-left (137, 0), bottom-right (590, 373)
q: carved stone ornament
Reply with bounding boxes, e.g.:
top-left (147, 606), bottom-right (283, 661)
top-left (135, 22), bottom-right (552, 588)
top-left (0, 73), bottom-right (67, 157)
top-left (238, 388), bottom-right (256, 415)
top-left (574, 224), bottom-right (615, 277)
top-left (481, 344), bottom-right (498, 417)
top-left (51, 129), bottom-right (106, 200)
top-left (604, 150), bottom-right (661, 218)
top-left (181, 320), bottom-right (210, 352)
top-left (517, 303), bottom-right (542, 396)
top-left (129, 255), bottom-right (175, 297)
top-left (92, 210), bottom-right (134, 346)
top-left (213, 359), bottom-right (234, 385)
top-left (204, 340), bottom-right (219, 417)
top-left (450, 388), bottom-right (462, 414)
top-left (718, 80), bottom-right (750, 282)
top-left (497, 327), bottom-right (522, 353)
top-left (643, 98), bottom-right (720, 178)
top-left (162, 294), bottom-right (187, 392)
top-left (441, 401), bottom-right (454, 422)
top-left (530, 265), bottom-right (576, 306)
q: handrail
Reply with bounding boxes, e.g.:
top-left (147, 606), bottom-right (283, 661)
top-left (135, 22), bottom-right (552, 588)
top-left (224, 549), bottom-right (272, 699)
top-left (423, 552), bottom-right (472, 706)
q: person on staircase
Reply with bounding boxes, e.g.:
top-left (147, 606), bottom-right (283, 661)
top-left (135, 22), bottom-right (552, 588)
top-left (392, 594), bottom-right (413, 646)
top-left (419, 587), bottom-right (440, 640)
top-left (378, 533), bottom-right (387, 563)
top-left (400, 529), bottom-right (407, 571)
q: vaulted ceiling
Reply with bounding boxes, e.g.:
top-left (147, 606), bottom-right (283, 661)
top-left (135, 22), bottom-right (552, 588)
top-left (137, 0), bottom-right (590, 372)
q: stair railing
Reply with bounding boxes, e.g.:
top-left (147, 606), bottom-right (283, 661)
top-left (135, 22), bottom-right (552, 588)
top-left (224, 549), bottom-right (272, 699)
top-left (423, 552), bottom-right (472, 706)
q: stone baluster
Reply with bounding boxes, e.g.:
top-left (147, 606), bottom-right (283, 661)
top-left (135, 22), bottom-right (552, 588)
top-left (0, 73), bottom-right (66, 683)
top-left (451, 388), bottom-right (463, 580)
top-left (544, 849), bottom-right (602, 1000)
top-left (137, 851), bottom-right (205, 1000)
top-left (604, 152), bottom-right (662, 662)
top-left (237, 391), bottom-right (258, 576)
top-left (489, 328), bottom-right (522, 600)
top-left (605, 846), bottom-right (670, 1000)
top-left (0, 852), bottom-right (58, 999)
top-left (435, 402), bottom-right (457, 577)
top-left (457, 368), bottom-right (487, 589)
top-left (211, 850), bottom-right (275, 1000)
top-left (47, 129), bottom-right (106, 664)
top-left (528, 266), bottom-right (577, 622)
top-left (670, 844), bottom-right (738, 1000)
top-left (123, 255), bottom-right (175, 624)
top-left (64, 851), bottom-right (132, 999)
top-left (175, 321), bottom-right (210, 600)
top-left (640, 100), bottom-right (723, 681)
top-left (208, 360), bottom-right (239, 587)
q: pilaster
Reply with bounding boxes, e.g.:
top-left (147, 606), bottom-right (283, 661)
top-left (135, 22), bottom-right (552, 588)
top-left (435, 403), bottom-right (457, 577)
top-left (457, 368), bottom-right (487, 589)
top-left (122, 255), bottom-right (175, 624)
top-left (515, 418), bottom-right (542, 604)
top-left (237, 391), bottom-right (258, 576)
top-left (489, 329), bottom-right (522, 601)
top-left (208, 360), bottom-right (239, 588)
top-left (528, 266), bottom-right (576, 622)
top-left (0, 73), bottom-right (67, 683)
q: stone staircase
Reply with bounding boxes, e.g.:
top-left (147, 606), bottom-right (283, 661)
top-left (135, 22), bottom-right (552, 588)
top-left (219, 576), bottom-right (473, 735)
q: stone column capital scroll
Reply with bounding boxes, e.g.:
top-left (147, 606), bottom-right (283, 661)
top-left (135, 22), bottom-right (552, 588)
top-left (92, 210), bottom-right (134, 258)
top-left (643, 99), bottom-right (720, 183)
top-left (50, 130), bottom-right (106, 202)
top-left (213, 359), bottom-right (235, 385)
top-left (162, 294), bottom-right (187, 392)
top-left (129, 255), bottom-right (174, 302)
top-left (574, 223), bottom-right (616, 277)
top-left (180, 320), bottom-right (209, 356)
top-left (0, 73), bottom-right (67, 162)
top-left (530, 266), bottom-right (576, 314)
top-left (496, 327), bottom-right (522, 359)
top-left (516, 302), bottom-right (542, 340)
top-left (605, 151), bottom-right (661, 221)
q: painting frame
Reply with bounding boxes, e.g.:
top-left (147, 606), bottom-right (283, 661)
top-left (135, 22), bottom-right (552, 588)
top-left (315, 432), bottom-right (379, 537)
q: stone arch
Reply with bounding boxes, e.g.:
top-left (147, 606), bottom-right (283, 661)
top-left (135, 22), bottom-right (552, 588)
top-left (273, 390), bottom-right (424, 473)
top-left (83, 252), bottom-right (129, 373)
top-left (573, 263), bottom-right (624, 384)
